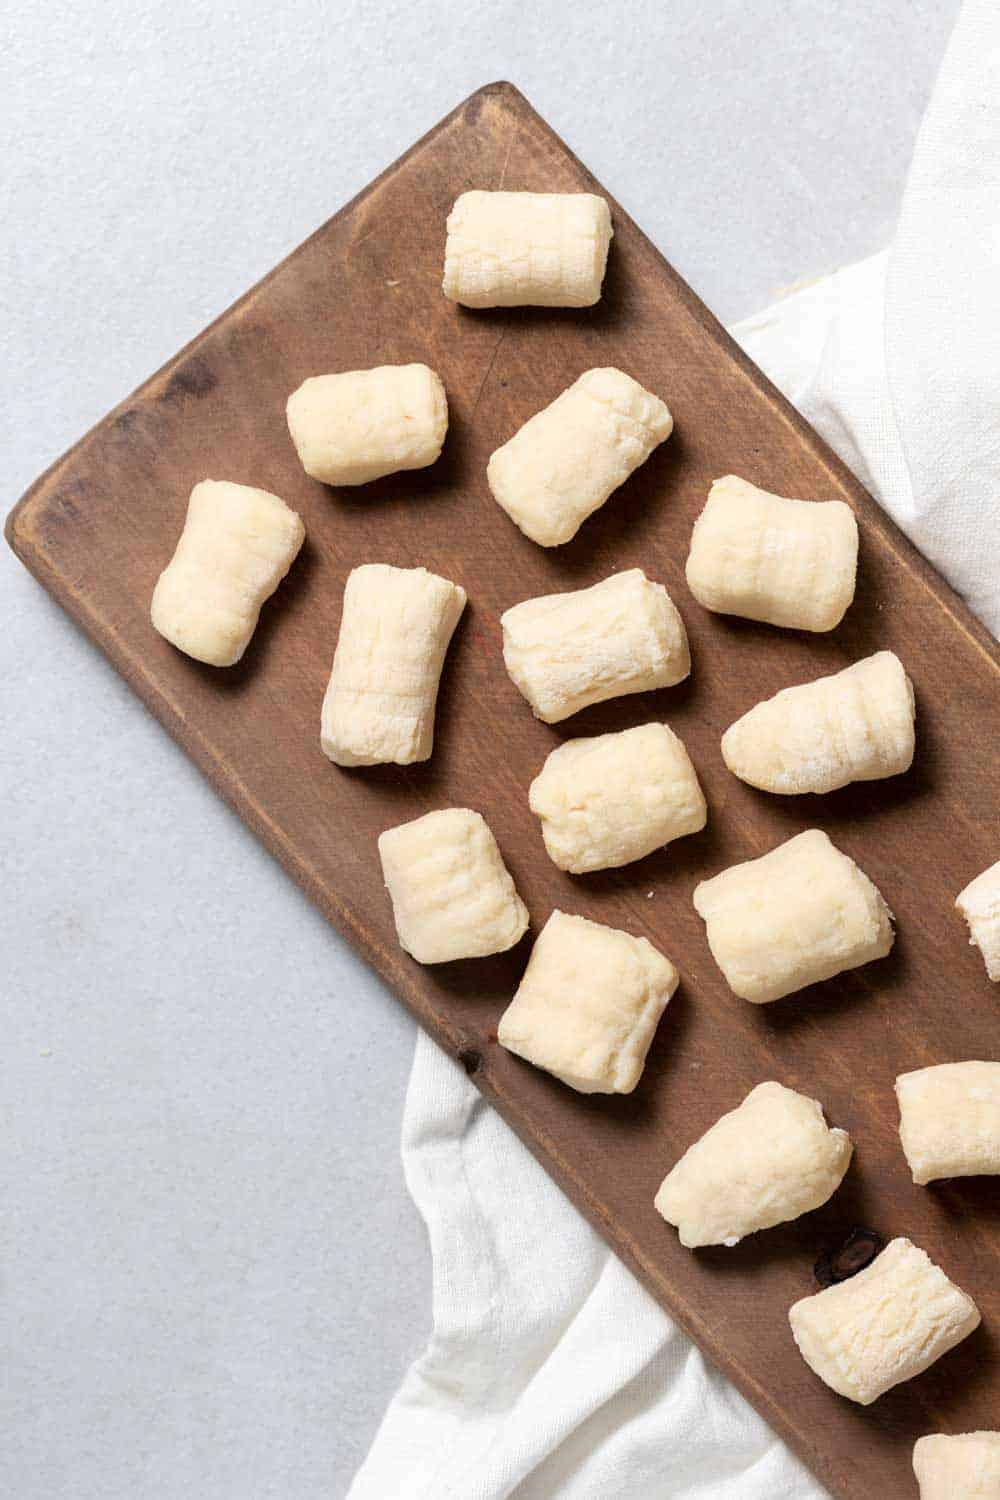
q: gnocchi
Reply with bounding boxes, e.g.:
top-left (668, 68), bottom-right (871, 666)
top-left (497, 910), bottom-right (678, 1094)
top-left (913, 1432), bottom-right (1000, 1498)
top-left (487, 368), bottom-right (672, 546)
top-left (685, 474), bottom-right (858, 631)
top-left (721, 651), bottom-right (915, 794)
top-left (286, 364), bottom-right (447, 486)
top-left (896, 1061), bottom-right (1000, 1184)
top-left (442, 190), bottom-right (612, 308)
top-left (654, 1082), bottom-right (852, 1248)
top-left (693, 829), bottom-right (894, 1003)
top-left (501, 568), bottom-right (690, 723)
top-left (321, 564), bottom-right (466, 766)
top-left (150, 479), bottom-right (305, 667)
top-left (378, 808), bottom-right (528, 964)
top-left (529, 722), bottom-right (706, 873)
top-left (956, 859), bottom-right (1000, 981)
top-left (789, 1237), bottom-right (980, 1405)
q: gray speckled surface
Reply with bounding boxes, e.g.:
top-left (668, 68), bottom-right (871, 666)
top-left (1, 3), bottom-right (959, 1496)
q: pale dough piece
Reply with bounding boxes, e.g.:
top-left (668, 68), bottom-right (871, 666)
top-left (693, 829), bottom-right (893, 1003)
top-left (378, 808), bottom-right (528, 964)
top-left (654, 1081), bottom-right (852, 1248)
top-left (913, 1432), bottom-right (1000, 1498)
top-left (956, 859), bottom-right (1000, 980)
top-left (286, 364), bottom-right (447, 486)
top-left (497, 910), bottom-right (678, 1094)
top-left (789, 1237), bottom-right (980, 1405)
top-left (685, 475), bottom-right (858, 631)
top-left (487, 368), bottom-right (673, 546)
top-left (896, 1061), bottom-right (1000, 1184)
top-left (721, 651), bottom-right (915, 794)
top-left (150, 479), bottom-right (305, 667)
top-left (529, 723), bottom-right (706, 874)
top-left (442, 190), bottom-right (612, 308)
top-left (501, 569), bottom-right (690, 723)
top-left (321, 564), bottom-right (466, 767)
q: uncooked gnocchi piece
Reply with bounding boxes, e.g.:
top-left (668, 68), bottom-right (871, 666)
top-left (693, 829), bottom-right (893, 1004)
top-left (913, 1432), bottom-right (1000, 1498)
top-left (654, 1082), bottom-right (852, 1248)
top-left (497, 910), bottom-right (677, 1094)
top-left (896, 1061), bottom-right (1000, 1184)
top-left (529, 723), bottom-right (706, 873)
top-left (286, 364), bottom-right (447, 486)
top-left (501, 569), bottom-right (690, 723)
top-left (378, 808), bottom-right (528, 964)
top-left (150, 479), bottom-right (305, 667)
top-left (487, 368), bottom-right (672, 546)
top-left (789, 1237), bottom-right (980, 1405)
top-left (321, 564), bottom-right (466, 767)
top-left (722, 651), bottom-right (915, 794)
top-left (442, 190), bottom-right (612, 308)
top-left (685, 474), bottom-right (858, 631)
top-left (956, 859), bottom-right (1000, 981)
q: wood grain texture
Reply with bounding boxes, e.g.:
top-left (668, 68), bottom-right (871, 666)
top-left (7, 83), bottom-right (1000, 1500)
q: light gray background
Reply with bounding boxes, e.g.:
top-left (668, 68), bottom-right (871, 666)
top-left (1, 3), bottom-right (959, 1496)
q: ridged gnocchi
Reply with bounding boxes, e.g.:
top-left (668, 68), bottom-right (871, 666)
top-left (913, 1432), bottom-right (1000, 1498)
top-left (896, 1061), bottom-right (1000, 1184)
top-left (378, 808), bottom-right (528, 964)
top-left (442, 190), bottom-right (612, 308)
top-left (721, 651), bottom-right (915, 794)
top-left (487, 368), bottom-right (672, 546)
top-left (956, 859), bottom-right (1000, 981)
top-left (498, 910), bottom-right (678, 1094)
top-left (693, 830), bottom-right (894, 1003)
top-left (686, 474), bottom-right (858, 631)
top-left (654, 1082), bottom-right (852, 1248)
top-left (150, 479), bottom-right (305, 667)
top-left (321, 564), bottom-right (466, 767)
top-left (501, 569), bottom-right (690, 723)
top-left (529, 722), bottom-right (706, 873)
top-left (286, 364), bottom-right (447, 486)
top-left (789, 1237), bottom-right (980, 1405)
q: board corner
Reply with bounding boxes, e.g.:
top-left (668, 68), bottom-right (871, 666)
top-left (5, 485), bottom-right (44, 566)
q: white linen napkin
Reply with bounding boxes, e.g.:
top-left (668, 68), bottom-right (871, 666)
top-left (348, 3), bottom-right (998, 1494)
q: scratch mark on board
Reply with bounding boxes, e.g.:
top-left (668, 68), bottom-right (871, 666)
top-left (497, 127), bottom-right (516, 190)
top-left (470, 329), bottom-right (507, 420)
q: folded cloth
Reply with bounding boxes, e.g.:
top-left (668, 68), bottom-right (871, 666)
top-left (349, 3), bottom-right (997, 1494)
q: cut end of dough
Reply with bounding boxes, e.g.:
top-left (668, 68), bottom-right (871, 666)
top-left (896, 1060), bottom-right (1000, 1185)
top-left (955, 858), bottom-right (1000, 981)
top-left (913, 1431), bottom-right (1000, 1497)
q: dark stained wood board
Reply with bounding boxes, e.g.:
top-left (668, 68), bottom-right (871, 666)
top-left (7, 82), bottom-right (1000, 1500)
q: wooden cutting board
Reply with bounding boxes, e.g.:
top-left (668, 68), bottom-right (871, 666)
top-left (8, 82), bottom-right (999, 1500)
